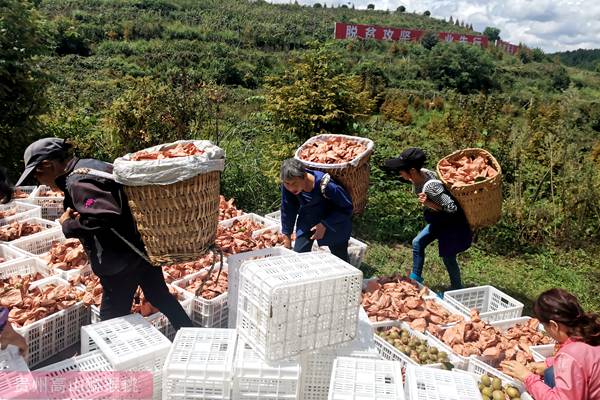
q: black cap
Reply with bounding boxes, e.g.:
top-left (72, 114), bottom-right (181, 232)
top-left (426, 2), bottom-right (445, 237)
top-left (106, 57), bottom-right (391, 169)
top-left (15, 138), bottom-right (71, 186)
top-left (383, 147), bottom-right (427, 172)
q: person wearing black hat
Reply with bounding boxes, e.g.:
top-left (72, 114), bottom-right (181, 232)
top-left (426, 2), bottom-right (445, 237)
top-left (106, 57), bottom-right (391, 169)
top-left (16, 138), bottom-right (193, 328)
top-left (383, 148), bottom-right (472, 290)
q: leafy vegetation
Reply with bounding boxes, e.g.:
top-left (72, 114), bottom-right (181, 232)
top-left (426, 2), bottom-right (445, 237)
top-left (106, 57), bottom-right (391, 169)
top-left (2, 0), bottom-right (600, 310)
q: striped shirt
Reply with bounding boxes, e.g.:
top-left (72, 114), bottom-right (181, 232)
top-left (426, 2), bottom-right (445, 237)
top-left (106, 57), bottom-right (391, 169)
top-left (413, 169), bottom-right (457, 213)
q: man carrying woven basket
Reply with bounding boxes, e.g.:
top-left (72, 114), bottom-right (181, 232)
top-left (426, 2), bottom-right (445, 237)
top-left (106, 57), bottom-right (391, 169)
top-left (280, 158), bottom-right (353, 262)
top-left (15, 138), bottom-right (193, 329)
top-left (384, 148), bottom-right (472, 290)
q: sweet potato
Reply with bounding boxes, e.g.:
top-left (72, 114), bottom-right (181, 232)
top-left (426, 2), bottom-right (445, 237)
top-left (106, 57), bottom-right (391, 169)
top-left (0, 208), bottom-right (17, 219)
top-left (219, 195), bottom-right (243, 221)
top-left (0, 221), bottom-right (45, 241)
top-left (438, 154), bottom-right (498, 187)
top-left (131, 143), bottom-right (204, 161)
top-left (162, 253), bottom-right (216, 283)
top-left (181, 270), bottom-right (228, 299)
top-left (216, 220), bottom-right (286, 255)
top-left (43, 239), bottom-right (89, 271)
top-left (39, 188), bottom-right (64, 197)
top-left (298, 137), bottom-right (367, 164)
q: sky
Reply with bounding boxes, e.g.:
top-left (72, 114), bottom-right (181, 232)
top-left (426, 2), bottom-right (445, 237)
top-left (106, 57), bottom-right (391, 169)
top-left (269, 0), bottom-right (600, 53)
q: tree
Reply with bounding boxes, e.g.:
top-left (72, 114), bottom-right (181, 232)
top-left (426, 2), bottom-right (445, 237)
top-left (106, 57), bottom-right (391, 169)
top-left (367, 4), bottom-right (374, 10)
top-left (421, 31), bottom-right (439, 50)
top-left (0, 0), bottom-right (50, 177)
top-left (483, 26), bottom-right (501, 42)
top-left (313, 2), bottom-right (321, 7)
top-left (53, 16), bottom-right (91, 56)
top-left (396, 5), bottom-right (405, 12)
top-left (449, 16), bottom-right (453, 24)
top-left (421, 43), bottom-right (497, 94)
top-left (532, 48), bottom-right (545, 62)
top-left (460, 21), bottom-right (465, 27)
top-left (423, 10), bottom-right (431, 16)
top-left (551, 66), bottom-right (571, 91)
top-left (455, 19), bottom-right (460, 26)
top-left (265, 46), bottom-right (374, 139)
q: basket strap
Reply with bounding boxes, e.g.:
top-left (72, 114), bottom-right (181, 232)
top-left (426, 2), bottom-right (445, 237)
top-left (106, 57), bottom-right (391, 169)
top-left (320, 173), bottom-right (331, 199)
top-left (70, 168), bottom-right (116, 181)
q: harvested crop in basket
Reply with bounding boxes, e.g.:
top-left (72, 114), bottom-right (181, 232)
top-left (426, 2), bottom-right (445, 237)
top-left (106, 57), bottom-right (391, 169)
top-left (13, 189), bottom-right (29, 199)
top-left (216, 220), bottom-right (286, 255)
top-left (478, 374), bottom-right (521, 400)
top-left (432, 310), bottom-right (552, 369)
top-left (361, 274), bottom-right (464, 331)
top-left (1, 275), bottom-right (83, 327)
top-left (130, 142), bottom-right (204, 161)
top-left (39, 188), bottom-right (64, 197)
top-left (180, 269), bottom-right (228, 299)
top-left (219, 195), bottom-right (243, 221)
top-left (0, 208), bottom-right (17, 219)
top-left (163, 253), bottom-right (216, 283)
top-left (298, 137), bottom-right (367, 164)
top-left (377, 326), bottom-right (449, 366)
top-left (43, 239), bottom-right (89, 271)
top-left (438, 155), bottom-right (498, 187)
top-left (0, 221), bottom-right (45, 241)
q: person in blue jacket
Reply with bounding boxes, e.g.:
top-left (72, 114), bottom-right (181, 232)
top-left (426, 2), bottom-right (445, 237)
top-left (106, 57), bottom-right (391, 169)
top-left (280, 158), bottom-right (353, 262)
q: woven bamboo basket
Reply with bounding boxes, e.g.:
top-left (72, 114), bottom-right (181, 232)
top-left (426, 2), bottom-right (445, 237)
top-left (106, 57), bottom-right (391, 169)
top-left (436, 148), bottom-right (502, 230)
top-left (124, 172), bottom-right (220, 266)
top-left (294, 134), bottom-right (374, 215)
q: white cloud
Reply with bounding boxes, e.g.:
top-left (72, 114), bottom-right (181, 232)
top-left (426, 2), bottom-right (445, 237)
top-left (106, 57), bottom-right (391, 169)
top-left (269, 0), bottom-right (600, 52)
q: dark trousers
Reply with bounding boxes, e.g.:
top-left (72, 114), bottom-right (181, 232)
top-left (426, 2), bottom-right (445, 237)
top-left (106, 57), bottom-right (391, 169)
top-left (98, 259), bottom-right (193, 330)
top-left (544, 366), bottom-right (556, 388)
top-left (294, 234), bottom-right (350, 263)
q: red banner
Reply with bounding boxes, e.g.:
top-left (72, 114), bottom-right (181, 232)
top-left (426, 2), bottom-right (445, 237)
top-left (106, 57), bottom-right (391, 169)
top-left (334, 22), bottom-right (488, 47)
top-left (334, 22), bottom-right (424, 42)
top-left (496, 39), bottom-right (519, 55)
top-left (437, 31), bottom-right (488, 47)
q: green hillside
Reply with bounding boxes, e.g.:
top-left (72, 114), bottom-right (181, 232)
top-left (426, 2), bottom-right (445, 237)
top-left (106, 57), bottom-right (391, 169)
top-left (2, 0), bottom-right (600, 311)
top-left (552, 48), bottom-right (600, 71)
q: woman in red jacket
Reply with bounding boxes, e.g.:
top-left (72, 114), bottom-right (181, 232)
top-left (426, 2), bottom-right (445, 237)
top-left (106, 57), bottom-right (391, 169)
top-left (502, 288), bottom-right (600, 400)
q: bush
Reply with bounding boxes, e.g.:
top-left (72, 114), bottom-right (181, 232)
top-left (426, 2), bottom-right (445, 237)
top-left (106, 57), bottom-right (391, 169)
top-left (53, 16), bottom-right (92, 56)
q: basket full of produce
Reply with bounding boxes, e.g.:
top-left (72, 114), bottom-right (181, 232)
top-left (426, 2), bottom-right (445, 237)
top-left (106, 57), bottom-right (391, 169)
top-left (295, 134), bottom-right (374, 214)
top-left (113, 140), bottom-right (225, 266)
top-left (436, 148), bottom-right (502, 230)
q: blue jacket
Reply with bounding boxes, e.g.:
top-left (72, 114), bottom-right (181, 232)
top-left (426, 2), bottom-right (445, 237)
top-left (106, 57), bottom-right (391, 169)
top-left (280, 170), bottom-right (352, 246)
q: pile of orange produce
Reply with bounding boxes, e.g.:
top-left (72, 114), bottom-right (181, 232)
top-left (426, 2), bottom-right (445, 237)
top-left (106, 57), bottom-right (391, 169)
top-left (219, 195), bottom-right (243, 221)
top-left (438, 155), bottom-right (498, 187)
top-left (43, 239), bottom-right (88, 271)
top-left (179, 269), bottom-right (228, 299)
top-left (131, 143), bottom-right (204, 161)
top-left (216, 221), bottom-right (285, 255)
top-left (162, 254), bottom-right (216, 283)
top-left (298, 137), bottom-right (367, 164)
top-left (0, 221), bottom-right (45, 241)
top-left (39, 188), bottom-right (64, 197)
top-left (0, 208), bottom-right (17, 219)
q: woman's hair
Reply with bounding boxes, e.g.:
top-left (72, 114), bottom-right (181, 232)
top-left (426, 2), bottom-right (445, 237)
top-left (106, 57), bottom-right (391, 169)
top-left (0, 167), bottom-right (13, 204)
top-left (534, 288), bottom-right (600, 346)
top-left (280, 158), bottom-right (306, 182)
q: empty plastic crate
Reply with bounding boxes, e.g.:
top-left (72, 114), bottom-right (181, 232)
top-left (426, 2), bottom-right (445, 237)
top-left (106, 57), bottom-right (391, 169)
top-left (233, 338), bottom-right (301, 399)
top-left (173, 262), bottom-right (229, 328)
top-left (237, 252), bottom-right (362, 361)
top-left (227, 247), bottom-right (295, 328)
top-left (444, 286), bottom-right (524, 322)
top-left (14, 276), bottom-right (88, 367)
top-left (404, 365), bottom-right (481, 400)
top-left (162, 328), bottom-right (237, 400)
top-left (0, 201), bottom-right (42, 226)
top-left (81, 314), bottom-right (171, 400)
top-left (530, 344), bottom-right (555, 362)
top-left (328, 357), bottom-right (404, 400)
top-left (26, 185), bottom-right (65, 221)
top-left (0, 244), bottom-right (25, 266)
top-left (263, 210), bottom-right (281, 223)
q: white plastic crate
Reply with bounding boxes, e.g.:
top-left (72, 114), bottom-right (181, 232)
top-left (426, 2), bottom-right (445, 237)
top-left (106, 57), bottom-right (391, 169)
top-left (0, 257), bottom-right (53, 280)
top-left (530, 344), bottom-right (555, 362)
top-left (0, 345), bottom-right (32, 399)
top-left (27, 185), bottom-right (65, 221)
top-left (299, 307), bottom-right (380, 400)
top-left (0, 201), bottom-right (42, 226)
top-left (162, 328), bottom-right (237, 400)
top-left (90, 287), bottom-right (193, 341)
top-left (316, 237), bottom-right (368, 268)
top-left (237, 252), bottom-right (362, 361)
top-left (173, 262), bottom-right (229, 328)
top-left (444, 286), bottom-right (524, 322)
top-left (0, 243), bottom-right (26, 266)
top-left (466, 357), bottom-right (528, 396)
top-left (227, 247), bottom-right (295, 328)
top-left (328, 357), bottom-right (404, 400)
top-left (81, 314), bottom-right (171, 400)
top-left (421, 334), bottom-right (470, 371)
top-left (14, 185), bottom-right (37, 199)
top-left (14, 276), bottom-right (88, 367)
top-left (233, 338), bottom-right (301, 399)
top-left (263, 210), bottom-right (281, 223)
top-left (373, 321), bottom-right (458, 369)
top-left (219, 212), bottom-right (277, 230)
top-left (7, 219), bottom-right (62, 250)
top-left (404, 365), bottom-right (481, 400)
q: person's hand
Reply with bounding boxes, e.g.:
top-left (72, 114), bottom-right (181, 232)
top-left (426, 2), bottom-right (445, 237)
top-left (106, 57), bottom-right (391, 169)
top-left (283, 235), bottom-right (292, 249)
top-left (310, 223), bottom-right (326, 240)
top-left (529, 361), bottom-right (547, 376)
top-left (500, 360), bottom-right (532, 382)
top-left (0, 323), bottom-right (28, 357)
top-left (418, 192), bottom-right (428, 205)
top-left (418, 193), bottom-right (441, 211)
top-left (59, 207), bottom-right (79, 224)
